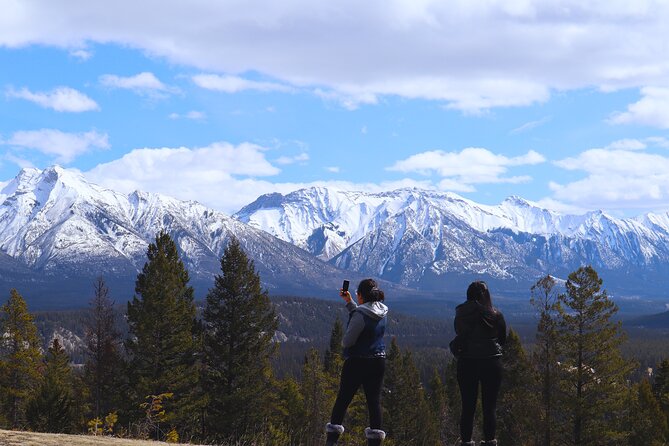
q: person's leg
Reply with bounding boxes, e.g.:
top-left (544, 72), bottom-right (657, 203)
top-left (480, 358), bottom-right (503, 442)
top-left (330, 358), bottom-right (363, 424)
top-left (457, 358), bottom-right (480, 443)
top-left (361, 357), bottom-right (386, 429)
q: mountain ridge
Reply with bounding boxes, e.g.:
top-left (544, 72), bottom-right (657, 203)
top-left (4, 166), bottom-right (669, 306)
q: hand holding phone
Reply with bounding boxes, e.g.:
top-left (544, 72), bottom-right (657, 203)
top-left (340, 279), bottom-right (351, 303)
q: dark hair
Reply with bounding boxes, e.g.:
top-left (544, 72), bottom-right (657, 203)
top-left (466, 281), bottom-right (493, 309)
top-left (357, 278), bottom-right (384, 303)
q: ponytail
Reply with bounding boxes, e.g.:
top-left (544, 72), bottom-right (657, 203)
top-left (357, 278), bottom-right (385, 302)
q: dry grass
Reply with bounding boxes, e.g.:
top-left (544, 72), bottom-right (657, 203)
top-left (0, 429), bottom-right (204, 446)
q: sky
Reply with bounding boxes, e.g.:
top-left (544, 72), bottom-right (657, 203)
top-left (1, 0), bottom-right (669, 216)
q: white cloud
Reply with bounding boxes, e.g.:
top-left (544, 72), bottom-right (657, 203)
top-left (69, 48), bottom-right (92, 60)
top-left (5, 2), bottom-right (669, 111)
top-left (4, 129), bottom-right (110, 163)
top-left (326, 166), bottom-right (340, 173)
top-left (6, 86), bottom-right (99, 112)
top-left (609, 87), bottom-right (669, 128)
top-left (313, 88), bottom-right (378, 110)
top-left (388, 147), bottom-right (545, 189)
top-left (192, 74), bottom-right (292, 93)
top-left (603, 138), bottom-right (648, 151)
top-left (169, 110), bottom-right (206, 120)
top-left (4, 1), bottom-right (669, 112)
top-left (510, 116), bottom-right (551, 135)
top-left (275, 152), bottom-right (309, 165)
top-left (83, 141), bottom-right (442, 213)
top-left (100, 72), bottom-right (175, 97)
top-left (550, 148), bottom-right (669, 210)
top-left (86, 143), bottom-right (282, 212)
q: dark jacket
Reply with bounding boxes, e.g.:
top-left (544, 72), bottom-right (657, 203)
top-left (342, 300), bottom-right (388, 359)
top-left (454, 300), bottom-right (507, 359)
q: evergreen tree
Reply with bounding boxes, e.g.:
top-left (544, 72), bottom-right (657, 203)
top-left (627, 379), bottom-right (668, 446)
top-left (26, 338), bottom-right (76, 433)
top-left (530, 274), bottom-right (560, 446)
top-left (301, 347), bottom-right (332, 446)
top-left (126, 231), bottom-right (201, 439)
top-left (653, 358), bottom-right (669, 426)
top-left (324, 317), bottom-right (343, 375)
top-left (554, 266), bottom-right (635, 445)
top-left (428, 367), bottom-right (455, 445)
top-left (273, 376), bottom-right (306, 445)
top-left (384, 338), bottom-right (438, 445)
top-left (0, 289), bottom-right (42, 429)
top-left (497, 329), bottom-right (539, 446)
top-left (84, 277), bottom-right (124, 421)
top-left (202, 237), bottom-right (278, 440)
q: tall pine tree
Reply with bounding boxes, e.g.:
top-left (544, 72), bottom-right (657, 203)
top-left (554, 266), bottom-right (634, 445)
top-left (126, 231), bottom-right (201, 440)
top-left (0, 289), bottom-right (42, 429)
top-left (202, 237), bottom-right (278, 440)
top-left (84, 277), bottom-right (124, 421)
top-left (530, 274), bottom-right (560, 446)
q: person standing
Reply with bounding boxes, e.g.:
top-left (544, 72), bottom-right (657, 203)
top-left (454, 281), bottom-right (507, 446)
top-left (326, 278), bottom-right (388, 446)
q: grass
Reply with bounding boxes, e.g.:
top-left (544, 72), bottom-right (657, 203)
top-left (0, 429), bottom-right (201, 446)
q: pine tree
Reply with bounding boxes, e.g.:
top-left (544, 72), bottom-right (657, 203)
top-left (126, 231), bottom-right (201, 440)
top-left (653, 358), bottom-right (669, 426)
top-left (301, 347), bottom-right (332, 446)
top-left (554, 266), bottom-right (635, 445)
top-left (26, 338), bottom-right (76, 433)
top-left (627, 379), bottom-right (668, 446)
top-left (84, 277), bottom-right (124, 421)
top-left (324, 317), bottom-right (343, 376)
top-left (384, 338), bottom-right (438, 445)
top-left (273, 376), bottom-right (306, 445)
top-left (497, 329), bottom-right (539, 446)
top-left (428, 367), bottom-right (455, 445)
top-left (530, 274), bottom-right (560, 446)
top-left (0, 289), bottom-right (42, 429)
top-left (202, 237), bottom-right (278, 440)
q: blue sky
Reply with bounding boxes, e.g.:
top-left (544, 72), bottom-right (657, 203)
top-left (1, 1), bottom-right (669, 216)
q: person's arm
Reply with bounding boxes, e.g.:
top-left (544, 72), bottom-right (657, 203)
top-left (342, 311), bottom-right (365, 348)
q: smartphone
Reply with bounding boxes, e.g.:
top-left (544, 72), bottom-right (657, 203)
top-left (342, 280), bottom-right (350, 292)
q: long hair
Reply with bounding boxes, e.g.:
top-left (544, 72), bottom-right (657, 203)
top-left (466, 281), bottom-right (493, 310)
top-left (357, 278), bottom-right (385, 303)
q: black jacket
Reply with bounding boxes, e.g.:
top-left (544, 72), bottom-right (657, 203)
top-left (454, 300), bottom-right (507, 359)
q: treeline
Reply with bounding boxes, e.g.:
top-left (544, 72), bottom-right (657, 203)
top-left (1, 232), bottom-right (669, 445)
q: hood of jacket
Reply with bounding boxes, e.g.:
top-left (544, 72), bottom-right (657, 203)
top-left (357, 301), bottom-right (388, 320)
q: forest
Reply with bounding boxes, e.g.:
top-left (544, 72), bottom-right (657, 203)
top-left (1, 231), bottom-right (669, 445)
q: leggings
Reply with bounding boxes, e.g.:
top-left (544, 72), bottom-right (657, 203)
top-left (330, 356), bottom-right (385, 429)
top-left (457, 357), bottom-right (503, 442)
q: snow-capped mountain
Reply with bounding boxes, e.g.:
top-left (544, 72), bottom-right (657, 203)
top-left (0, 166), bottom-right (346, 306)
top-left (5, 167), bottom-right (669, 305)
top-left (236, 187), bottom-right (669, 294)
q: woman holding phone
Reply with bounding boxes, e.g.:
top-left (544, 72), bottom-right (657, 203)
top-left (325, 278), bottom-right (388, 446)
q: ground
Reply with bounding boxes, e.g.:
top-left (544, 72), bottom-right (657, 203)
top-left (0, 429), bottom-right (200, 446)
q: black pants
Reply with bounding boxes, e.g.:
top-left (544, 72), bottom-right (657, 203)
top-left (457, 357), bottom-right (502, 442)
top-left (330, 356), bottom-right (385, 429)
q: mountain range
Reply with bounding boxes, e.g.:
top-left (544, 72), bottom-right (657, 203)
top-left (3, 166), bottom-right (669, 307)
top-left (0, 166), bottom-right (347, 307)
